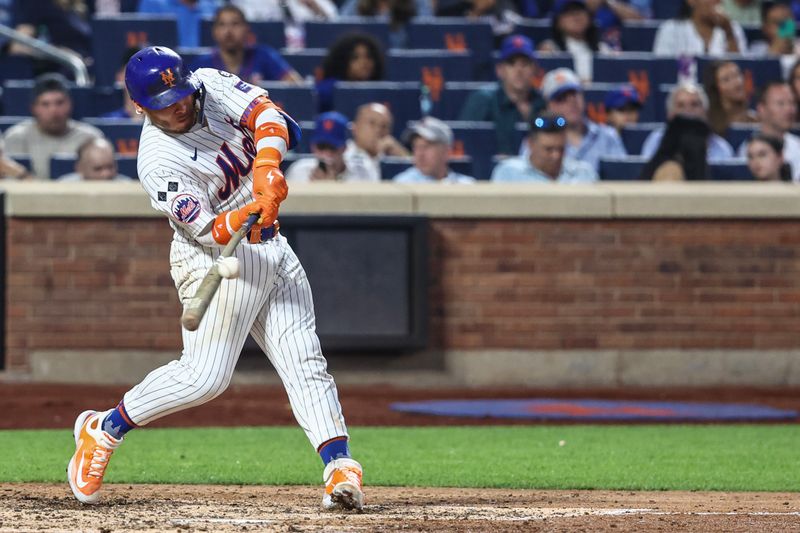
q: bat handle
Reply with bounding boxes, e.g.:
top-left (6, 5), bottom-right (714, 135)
top-left (180, 213), bottom-right (261, 331)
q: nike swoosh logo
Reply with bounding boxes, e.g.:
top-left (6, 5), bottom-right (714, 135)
top-left (75, 441), bottom-right (90, 489)
top-left (191, 147), bottom-right (198, 161)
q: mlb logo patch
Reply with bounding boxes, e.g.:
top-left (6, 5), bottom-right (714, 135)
top-left (235, 80), bottom-right (253, 93)
top-left (171, 193), bottom-right (202, 223)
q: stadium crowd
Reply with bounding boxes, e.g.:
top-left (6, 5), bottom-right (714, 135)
top-left (0, 0), bottom-right (799, 183)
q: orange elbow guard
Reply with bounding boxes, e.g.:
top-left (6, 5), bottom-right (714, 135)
top-left (255, 121), bottom-right (289, 151)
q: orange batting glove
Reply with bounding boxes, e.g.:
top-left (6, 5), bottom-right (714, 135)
top-left (253, 147), bottom-right (288, 206)
top-left (211, 198), bottom-right (274, 245)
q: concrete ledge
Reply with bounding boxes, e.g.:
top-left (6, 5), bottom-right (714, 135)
top-left (281, 182), bottom-right (414, 214)
top-left (446, 349), bottom-right (800, 388)
top-left (402, 183), bottom-right (613, 218)
top-left (29, 350), bottom-right (177, 385)
top-left (23, 349), bottom-right (800, 387)
top-left (3, 181), bottom-right (800, 219)
top-left (605, 182), bottom-right (800, 218)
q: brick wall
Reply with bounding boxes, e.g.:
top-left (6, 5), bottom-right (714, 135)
top-left (6, 217), bottom-right (800, 371)
top-left (427, 219), bottom-right (800, 351)
top-left (6, 219), bottom-right (182, 371)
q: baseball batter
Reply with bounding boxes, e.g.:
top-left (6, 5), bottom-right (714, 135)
top-left (67, 46), bottom-right (364, 511)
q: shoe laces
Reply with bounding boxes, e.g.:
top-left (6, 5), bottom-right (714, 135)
top-left (87, 446), bottom-right (113, 479)
top-left (338, 466), bottom-right (361, 486)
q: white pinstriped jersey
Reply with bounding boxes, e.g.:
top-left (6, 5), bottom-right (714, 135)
top-left (138, 68), bottom-right (271, 245)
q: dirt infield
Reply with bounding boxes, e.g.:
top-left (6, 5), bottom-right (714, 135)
top-left (2, 484), bottom-right (799, 532)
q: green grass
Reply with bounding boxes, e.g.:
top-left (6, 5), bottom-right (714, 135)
top-left (2, 425), bottom-right (798, 491)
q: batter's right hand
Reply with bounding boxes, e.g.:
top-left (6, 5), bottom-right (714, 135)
top-left (241, 198), bottom-right (278, 226)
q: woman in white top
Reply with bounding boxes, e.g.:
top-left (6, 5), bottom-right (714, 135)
top-left (653, 0), bottom-right (747, 57)
top-left (538, 0), bottom-right (611, 82)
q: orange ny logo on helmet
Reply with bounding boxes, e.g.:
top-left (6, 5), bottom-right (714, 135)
top-left (160, 68), bottom-right (176, 88)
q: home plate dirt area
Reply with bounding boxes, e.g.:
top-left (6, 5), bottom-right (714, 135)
top-left (1, 484), bottom-right (799, 532)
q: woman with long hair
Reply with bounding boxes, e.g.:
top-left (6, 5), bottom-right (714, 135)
top-left (538, 0), bottom-right (608, 81)
top-left (702, 60), bottom-right (756, 136)
top-left (653, 0), bottom-right (747, 57)
top-left (746, 134), bottom-right (792, 182)
top-left (316, 32), bottom-right (386, 112)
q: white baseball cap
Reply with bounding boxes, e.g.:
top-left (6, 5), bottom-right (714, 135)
top-left (541, 68), bottom-right (582, 101)
top-left (408, 116), bottom-right (454, 146)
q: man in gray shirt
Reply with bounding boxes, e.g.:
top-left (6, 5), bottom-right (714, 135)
top-left (4, 73), bottom-right (103, 180)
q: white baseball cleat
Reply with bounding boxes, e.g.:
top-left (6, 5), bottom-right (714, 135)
top-left (322, 458), bottom-right (364, 511)
top-left (66, 409), bottom-right (121, 504)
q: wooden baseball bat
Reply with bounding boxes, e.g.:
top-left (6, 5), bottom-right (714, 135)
top-left (180, 212), bottom-right (260, 331)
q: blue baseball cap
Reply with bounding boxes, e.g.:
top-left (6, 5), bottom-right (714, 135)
top-left (604, 85), bottom-right (643, 110)
top-left (552, 0), bottom-right (587, 17)
top-left (311, 112), bottom-right (349, 148)
top-left (498, 34), bottom-right (536, 63)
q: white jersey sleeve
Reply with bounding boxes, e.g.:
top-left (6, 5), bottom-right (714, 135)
top-left (139, 166), bottom-right (216, 240)
top-left (194, 68), bottom-right (269, 127)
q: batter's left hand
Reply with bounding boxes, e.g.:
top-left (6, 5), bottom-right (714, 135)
top-left (253, 164), bottom-right (288, 205)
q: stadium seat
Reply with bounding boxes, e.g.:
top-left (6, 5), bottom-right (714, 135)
top-left (620, 21), bottom-right (660, 52)
top-left (303, 18), bottom-right (391, 49)
top-left (281, 49), bottom-right (474, 83)
top-left (50, 155), bottom-right (139, 181)
top-left (260, 82), bottom-right (316, 121)
top-left (2, 81), bottom-right (123, 119)
top-left (380, 155), bottom-right (474, 180)
top-left (0, 56), bottom-right (34, 83)
top-left (599, 156), bottom-right (646, 180)
top-left (724, 125), bottom-right (758, 153)
top-left (513, 19), bottom-right (552, 47)
top-left (620, 123), bottom-right (660, 156)
top-left (438, 81), bottom-right (493, 121)
top-left (10, 155), bottom-right (32, 172)
top-left (427, 121), bottom-right (497, 180)
top-left (91, 15), bottom-right (179, 87)
top-left (386, 49), bottom-right (473, 84)
top-left (406, 18), bottom-right (494, 80)
top-left (84, 118), bottom-right (144, 156)
top-left (199, 19), bottom-right (285, 49)
top-left (600, 156), bottom-right (754, 180)
top-left (709, 160), bottom-right (752, 180)
top-left (331, 82), bottom-right (424, 136)
top-left (652, 3), bottom-right (680, 19)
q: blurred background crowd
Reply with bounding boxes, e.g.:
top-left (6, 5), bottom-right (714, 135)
top-left (0, 0), bottom-right (799, 184)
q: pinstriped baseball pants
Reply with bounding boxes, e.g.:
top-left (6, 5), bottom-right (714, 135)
top-left (121, 235), bottom-right (349, 449)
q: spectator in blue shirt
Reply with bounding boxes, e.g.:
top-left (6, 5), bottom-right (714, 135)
top-left (394, 117), bottom-right (476, 183)
top-left (138, 0), bottom-right (220, 48)
top-left (190, 5), bottom-right (302, 84)
top-left (493, 112), bottom-right (598, 183)
top-left (526, 67), bottom-right (626, 171)
top-left (641, 82), bottom-right (734, 162)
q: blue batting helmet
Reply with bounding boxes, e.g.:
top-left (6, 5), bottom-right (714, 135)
top-left (125, 46), bottom-right (201, 110)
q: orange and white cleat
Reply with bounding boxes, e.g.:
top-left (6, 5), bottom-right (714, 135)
top-left (67, 410), bottom-right (121, 504)
top-left (322, 458), bottom-right (364, 511)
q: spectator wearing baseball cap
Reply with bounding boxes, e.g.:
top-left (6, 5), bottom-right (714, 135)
top-left (604, 84), bottom-right (643, 135)
top-left (285, 112), bottom-right (359, 183)
top-left (492, 112), bottom-right (598, 183)
top-left (459, 34), bottom-right (546, 155)
top-left (394, 117), bottom-right (476, 184)
top-left (525, 67), bottom-right (626, 171)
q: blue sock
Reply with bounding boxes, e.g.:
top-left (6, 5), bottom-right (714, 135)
top-left (102, 402), bottom-right (136, 439)
top-left (318, 437), bottom-right (350, 465)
